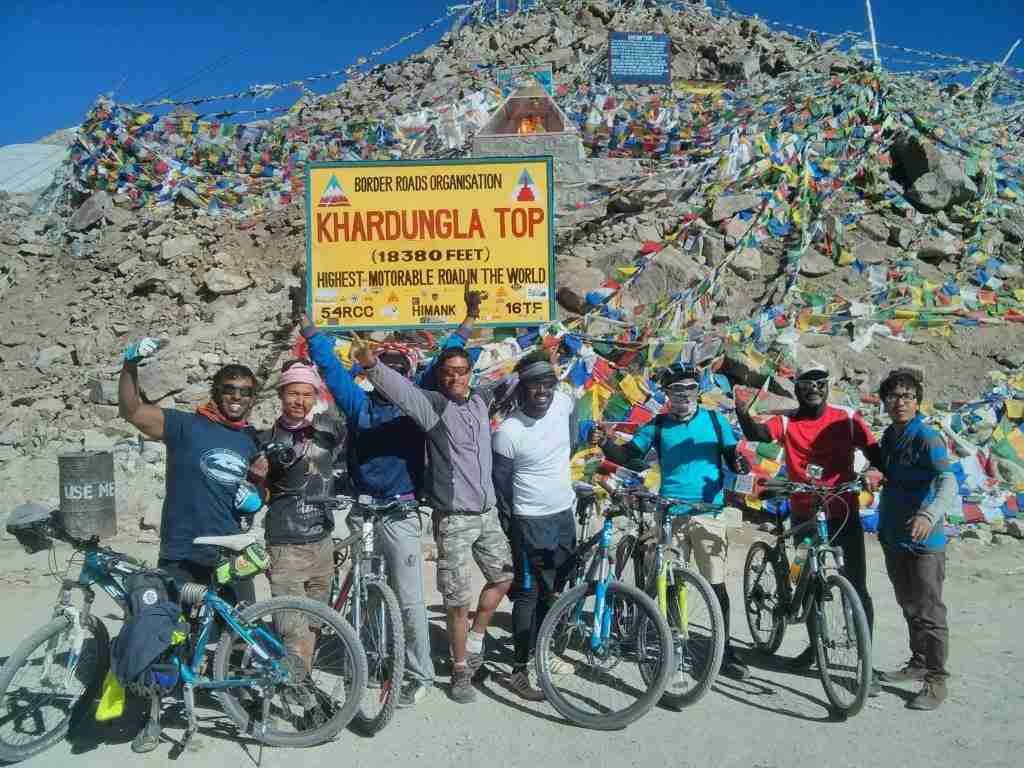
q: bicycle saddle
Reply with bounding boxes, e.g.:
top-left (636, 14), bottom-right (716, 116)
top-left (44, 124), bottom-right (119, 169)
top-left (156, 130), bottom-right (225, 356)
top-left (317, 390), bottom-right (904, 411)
top-left (192, 531), bottom-right (260, 552)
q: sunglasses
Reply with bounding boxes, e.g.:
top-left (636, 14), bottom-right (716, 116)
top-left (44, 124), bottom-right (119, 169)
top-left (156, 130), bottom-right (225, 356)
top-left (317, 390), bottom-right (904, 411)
top-left (440, 366), bottom-right (471, 378)
top-left (884, 391), bottom-right (918, 403)
top-left (796, 378), bottom-right (829, 390)
top-left (220, 384), bottom-right (255, 398)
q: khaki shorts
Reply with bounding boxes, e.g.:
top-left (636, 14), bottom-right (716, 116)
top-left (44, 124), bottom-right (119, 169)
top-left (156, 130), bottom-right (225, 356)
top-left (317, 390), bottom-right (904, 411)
top-left (671, 511), bottom-right (735, 586)
top-left (267, 538), bottom-right (334, 605)
top-left (434, 508), bottom-right (513, 608)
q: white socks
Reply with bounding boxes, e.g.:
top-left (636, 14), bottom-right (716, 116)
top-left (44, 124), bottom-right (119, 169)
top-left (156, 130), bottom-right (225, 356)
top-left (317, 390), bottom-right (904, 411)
top-left (466, 630), bottom-right (485, 655)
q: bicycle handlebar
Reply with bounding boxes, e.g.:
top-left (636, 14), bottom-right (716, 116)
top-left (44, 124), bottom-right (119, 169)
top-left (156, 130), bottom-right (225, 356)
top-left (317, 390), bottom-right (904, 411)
top-left (305, 494), bottom-right (432, 516)
top-left (759, 478), bottom-right (863, 499)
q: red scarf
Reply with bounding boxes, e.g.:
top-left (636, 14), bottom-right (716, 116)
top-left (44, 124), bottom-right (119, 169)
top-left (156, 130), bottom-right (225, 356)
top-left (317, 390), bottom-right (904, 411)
top-left (196, 401), bottom-right (250, 430)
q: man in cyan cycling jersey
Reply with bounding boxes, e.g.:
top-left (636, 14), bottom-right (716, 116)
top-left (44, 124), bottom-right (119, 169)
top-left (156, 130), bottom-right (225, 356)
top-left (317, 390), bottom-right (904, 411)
top-left (602, 364), bottom-right (751, 680)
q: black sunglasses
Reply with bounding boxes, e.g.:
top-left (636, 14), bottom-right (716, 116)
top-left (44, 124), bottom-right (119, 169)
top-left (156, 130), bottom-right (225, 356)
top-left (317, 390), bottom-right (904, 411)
top-left (220, 384), bottom-right (255, 397)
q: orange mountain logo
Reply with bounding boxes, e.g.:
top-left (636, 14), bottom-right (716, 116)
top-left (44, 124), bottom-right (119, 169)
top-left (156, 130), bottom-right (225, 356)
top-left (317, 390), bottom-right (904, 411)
top-left (319, 175), bottom-right (350, 206)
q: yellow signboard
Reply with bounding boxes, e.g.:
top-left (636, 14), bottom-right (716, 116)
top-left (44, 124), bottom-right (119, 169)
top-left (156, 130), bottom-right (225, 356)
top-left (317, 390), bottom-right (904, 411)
top-left (306, 157), bottom-right (555, 331)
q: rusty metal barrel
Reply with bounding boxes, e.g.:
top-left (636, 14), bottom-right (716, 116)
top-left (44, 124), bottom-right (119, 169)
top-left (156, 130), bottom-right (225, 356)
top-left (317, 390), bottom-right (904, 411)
top-left (58, 451), bottom-right (117, 539)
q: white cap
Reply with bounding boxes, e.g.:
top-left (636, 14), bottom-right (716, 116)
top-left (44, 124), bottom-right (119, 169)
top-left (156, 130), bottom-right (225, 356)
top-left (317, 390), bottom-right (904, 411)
top-left (796, 361), bottom-right (829, 379)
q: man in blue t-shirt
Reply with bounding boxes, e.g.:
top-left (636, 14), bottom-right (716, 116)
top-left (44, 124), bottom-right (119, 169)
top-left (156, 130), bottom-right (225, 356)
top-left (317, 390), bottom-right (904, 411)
top-left (876, 369), bottom-right (957, 711)
top-left (119, 339), bottom-right (261, 594)
top-left (603, 365), bottom-right (750, 679)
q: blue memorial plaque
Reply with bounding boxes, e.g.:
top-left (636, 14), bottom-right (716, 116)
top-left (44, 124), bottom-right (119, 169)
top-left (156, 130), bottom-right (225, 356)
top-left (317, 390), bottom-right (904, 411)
top-left (608, 31), bottom-right (672, 86)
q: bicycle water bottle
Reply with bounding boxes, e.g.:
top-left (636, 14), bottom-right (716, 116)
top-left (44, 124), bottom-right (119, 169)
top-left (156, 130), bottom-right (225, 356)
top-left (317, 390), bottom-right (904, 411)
top-left (790, 538), bottom-right (811, 585)
top-left (358, 495), bottom-right (375, 553)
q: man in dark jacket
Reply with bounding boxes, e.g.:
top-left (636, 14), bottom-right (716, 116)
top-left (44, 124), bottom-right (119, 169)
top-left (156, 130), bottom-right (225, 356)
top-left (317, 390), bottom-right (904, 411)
top-left (254, 360), bottom-right (345, 668)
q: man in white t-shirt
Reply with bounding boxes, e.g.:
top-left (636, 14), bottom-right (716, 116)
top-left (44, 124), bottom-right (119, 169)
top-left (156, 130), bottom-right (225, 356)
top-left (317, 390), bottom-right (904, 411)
top-left (492, 350), bottom-right (577, 701)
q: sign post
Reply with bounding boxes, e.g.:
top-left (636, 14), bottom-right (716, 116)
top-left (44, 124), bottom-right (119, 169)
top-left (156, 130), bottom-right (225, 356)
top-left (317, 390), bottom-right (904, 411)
top-left (306, 157), bottom-right (555, 332)
top-left (608, 31), bottom-right (672, 86)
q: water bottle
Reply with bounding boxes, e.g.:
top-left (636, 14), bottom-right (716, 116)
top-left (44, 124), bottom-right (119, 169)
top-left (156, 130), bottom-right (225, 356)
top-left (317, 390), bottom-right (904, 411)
top-left (790, 537), bottom-right (811, 585)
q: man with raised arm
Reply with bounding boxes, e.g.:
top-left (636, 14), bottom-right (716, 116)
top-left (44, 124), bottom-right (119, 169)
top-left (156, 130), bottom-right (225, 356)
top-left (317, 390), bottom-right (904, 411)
top-left (298, 287), bottom-right (482, 708)
top-left (735, 361), bottom-right (881, 690)
top-left (352, 308), bottom-right (513, 705)
top-left (118, 339), bottom-right (262, 752)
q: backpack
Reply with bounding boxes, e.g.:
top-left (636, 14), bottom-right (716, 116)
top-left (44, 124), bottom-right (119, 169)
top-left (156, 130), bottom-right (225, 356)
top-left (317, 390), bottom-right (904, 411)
top-left (110, 570), bottom-right (188, 689)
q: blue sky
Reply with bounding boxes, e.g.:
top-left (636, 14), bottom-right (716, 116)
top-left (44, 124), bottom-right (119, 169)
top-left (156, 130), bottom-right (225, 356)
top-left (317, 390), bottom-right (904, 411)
top-left (1, 0), bottom-right (1021, 146)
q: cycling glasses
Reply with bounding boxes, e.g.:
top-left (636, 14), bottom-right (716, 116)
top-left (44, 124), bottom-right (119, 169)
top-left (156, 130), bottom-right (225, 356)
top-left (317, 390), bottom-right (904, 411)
top-left (220, 384), bottom-right (255, 398)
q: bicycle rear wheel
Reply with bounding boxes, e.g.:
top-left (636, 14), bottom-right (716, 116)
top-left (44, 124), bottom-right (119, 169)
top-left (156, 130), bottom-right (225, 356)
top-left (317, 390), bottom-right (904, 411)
top-left (658, 566), bottom-right (724, 711)
top-left (812, 573), bottom-right (871, 717)
top-left (345, 581), bottom-right (404, 736)
top-left (743, 541), bottom-right (787, 654)
top-left (213, 596), bottom-right (367, 747)
top-left (0, 614), bottom-right (109, 763)
top-left (536, 581), bottom-right (672, 730)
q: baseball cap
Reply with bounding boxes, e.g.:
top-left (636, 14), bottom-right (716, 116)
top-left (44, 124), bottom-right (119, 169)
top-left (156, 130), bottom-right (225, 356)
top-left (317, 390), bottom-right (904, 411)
top-left (795, 361), bottom-right (829, 380)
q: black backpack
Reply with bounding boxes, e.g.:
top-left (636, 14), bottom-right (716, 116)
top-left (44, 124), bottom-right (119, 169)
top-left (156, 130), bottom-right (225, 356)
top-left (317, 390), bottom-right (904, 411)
top-left (111, 571), bottom-right (187, 688)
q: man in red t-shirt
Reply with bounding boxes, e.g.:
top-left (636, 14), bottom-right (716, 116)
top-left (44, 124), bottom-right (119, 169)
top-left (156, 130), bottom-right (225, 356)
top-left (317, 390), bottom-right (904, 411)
top-left (737, 363), bottom-right (881, 682)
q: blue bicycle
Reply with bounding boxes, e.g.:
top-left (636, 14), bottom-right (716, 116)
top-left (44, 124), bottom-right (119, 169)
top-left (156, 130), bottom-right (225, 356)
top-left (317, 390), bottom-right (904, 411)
top-left (0, 507), bottom-right (367, 762)
top-left (534, 482), bottom-right (673, 730)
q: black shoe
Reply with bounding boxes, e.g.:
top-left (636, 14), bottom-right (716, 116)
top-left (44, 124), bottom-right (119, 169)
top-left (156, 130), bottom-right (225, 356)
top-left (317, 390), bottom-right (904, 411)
top-left (785, 646), bottom-right (816, 670)
top-left (907, 678), bottom-right (947, 711)
top-left (878, 661), bottom-right (928, 684)
top-left (721, 651), bottom-right (750, 681)
top-left (398, 681), bottom-right (431, 708)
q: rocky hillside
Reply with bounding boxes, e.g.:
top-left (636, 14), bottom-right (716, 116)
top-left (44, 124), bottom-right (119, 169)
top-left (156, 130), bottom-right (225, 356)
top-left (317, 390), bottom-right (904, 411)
top-left (1, 0), bottom-right (1022, 533)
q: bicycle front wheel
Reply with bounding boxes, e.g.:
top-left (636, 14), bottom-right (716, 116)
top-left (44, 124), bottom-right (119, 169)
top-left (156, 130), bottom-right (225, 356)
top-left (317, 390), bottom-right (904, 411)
top-left (536, 581), bottom-right (673, 730)
top-left (812, 573), bottom-right (871, 717)
top-left (0, 614), bottom-right (110, 763)
top-left (213, 596), bottom-right (367, 748)
top-left (658, 566), bottom-right (724, 711)
top-left (743, 541), bottom-right (787, 653)
top-left (346, 581), bottom-right (404, 736)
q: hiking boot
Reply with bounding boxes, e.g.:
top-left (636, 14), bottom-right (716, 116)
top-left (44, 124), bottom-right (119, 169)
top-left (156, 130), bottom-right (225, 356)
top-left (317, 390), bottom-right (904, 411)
top-left (878, 661), bottom-right (928, 684)
top-left (398, 681), bottom-right (431, 708)
top-left (721, 652), bottom-right (751, 681)
top-left (449, 664), bottom-right (477, 704)
top-left (508, 668), bottom-right (545, 702)
top-left (784, 645), bottom-right (816, 670)
top-left (131, 718), bottom-right (162, 754)
top-left (908, 679), bottom-right (947, 711)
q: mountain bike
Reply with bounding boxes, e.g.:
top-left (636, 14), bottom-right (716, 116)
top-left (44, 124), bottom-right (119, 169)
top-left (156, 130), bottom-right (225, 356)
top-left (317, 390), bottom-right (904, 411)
top-left (0, 507), bottom-right (368, 762)
top-left (324, 494), bottom-right (426, 736)
top-left (534, 482), bottom-right (673, 730)
top-left (742, 467), bottom-right (872, 717)
top-left (611, 489), bottom-right (725, 711)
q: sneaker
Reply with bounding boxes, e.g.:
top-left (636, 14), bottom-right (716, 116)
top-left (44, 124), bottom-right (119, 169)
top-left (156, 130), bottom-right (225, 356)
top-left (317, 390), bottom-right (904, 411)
top-left (130, 719), bottom-right (162, 754)
top-left (548, 656), bottom-right (574, 676)
top-left (878, 661), bottom-right (928, 684)
top-left (398, 681), bottom-right (431, 708)
top-left (508, 668), bottom-right (545, 702)
top-left (784, 645), bottom-right (816, 670)
top-left (721, 653), bottom-right (751, 681)
top-left (449, 664), bottom-right (477, 704)
top-left (907, 679), bottom-right (947, 711)
top-left (466, 650), bottom-right (484, 676)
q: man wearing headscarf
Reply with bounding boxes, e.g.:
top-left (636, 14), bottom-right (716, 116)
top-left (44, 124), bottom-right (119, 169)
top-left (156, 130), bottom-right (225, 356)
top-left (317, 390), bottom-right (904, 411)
top-left (253, 360), bottom-right (346, 665)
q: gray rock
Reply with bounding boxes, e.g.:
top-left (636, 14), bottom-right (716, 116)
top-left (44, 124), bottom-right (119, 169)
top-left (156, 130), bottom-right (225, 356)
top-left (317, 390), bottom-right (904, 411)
top-left (798, 250), bottom-right (836, 277)
top-left (159, 234), bottom-right (200, 265)
top-left (634, 222), bottom-right (661, 243)
top-left (995, 350), bottom-right (1024, 369)
top-left (17, 242), bottom-right (56, 258)
top-left (719, 51), bottom-right (760, 80)
top-left (1006, 519), bottom-right (1024, 540)
top-left (34, 345), bottom-right (71, 371)
top-left (857, 215), bottom-right (890, 242)
top-left (203, 268), bottom-right (252, 295)
top-left (137, 359), bottom-right (185, 402)
top-left (917, 237), bottom-right (960, 262)
top-left (908, 172), bottom-right (952, 213)
top-left (116, 256), bottom-right (140, 276)
top-left (728, 247), bottom-right (763, 279)
top-left (889, 225), bottom-right (914, 249)
top-left (34, 397), bottom-right (64, 415)
top-left (711, 194), bottom-right (762, 222)
top-left (68, 192), bottom-right (113, 232)
top-left (853, 241), bottom-right (893, 265)
top-left (702, 233), bottom-right (726, 266)
top-left (999, 215), bottom-right (1024, 244)
top-left (892, 133), bottom-right (977, 213)
top-left (89, 379), bottom-right (119, 405)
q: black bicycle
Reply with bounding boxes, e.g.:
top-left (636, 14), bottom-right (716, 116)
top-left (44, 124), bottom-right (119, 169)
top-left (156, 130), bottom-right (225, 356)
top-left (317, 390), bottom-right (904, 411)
top-left (742, 467), bottom-right (872, 717)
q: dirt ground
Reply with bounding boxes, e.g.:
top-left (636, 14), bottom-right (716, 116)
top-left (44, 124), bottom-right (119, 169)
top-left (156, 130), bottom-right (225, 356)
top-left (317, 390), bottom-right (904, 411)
top-left (0, 522), bottom-right (1021, 768)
